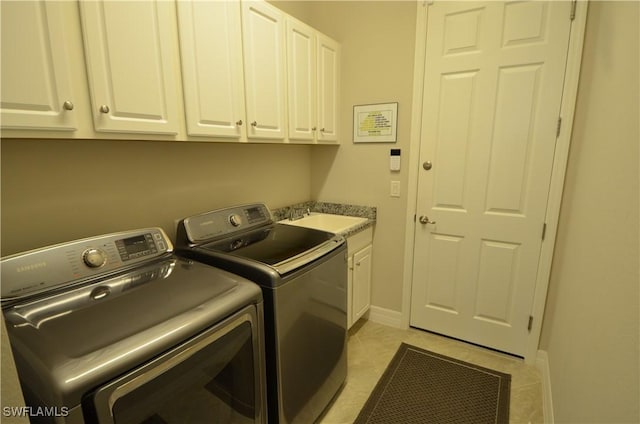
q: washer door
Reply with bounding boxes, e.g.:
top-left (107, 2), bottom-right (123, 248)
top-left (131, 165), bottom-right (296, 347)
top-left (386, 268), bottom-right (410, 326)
top-left (86, 305), bottom-right (265, 424)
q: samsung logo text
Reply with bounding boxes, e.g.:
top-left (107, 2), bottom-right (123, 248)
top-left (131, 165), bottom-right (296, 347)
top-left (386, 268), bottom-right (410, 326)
top-left (16, 262), bottom-right (47, 273)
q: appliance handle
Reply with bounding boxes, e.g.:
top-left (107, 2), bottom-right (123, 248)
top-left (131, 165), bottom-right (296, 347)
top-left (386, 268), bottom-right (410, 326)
top-left (93, 309), bottom-right (257, 421)
top-left (274, 236), bottom-right (345, 275)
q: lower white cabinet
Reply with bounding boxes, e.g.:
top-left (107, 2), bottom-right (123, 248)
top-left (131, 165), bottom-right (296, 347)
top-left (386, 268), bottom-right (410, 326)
top-left (347, 227), bottom-right (373, 328)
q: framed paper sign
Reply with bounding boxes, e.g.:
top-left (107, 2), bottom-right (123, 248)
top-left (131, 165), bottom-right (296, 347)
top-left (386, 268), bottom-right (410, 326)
top-left (353, 102), bottom-right (398, 143)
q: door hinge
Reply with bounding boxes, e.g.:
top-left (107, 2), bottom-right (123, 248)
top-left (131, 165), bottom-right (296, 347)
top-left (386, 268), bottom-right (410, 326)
top-left (570, 0), bottom-right (577, 20)
top-left (541, 222), bottom-right (547, 240)
top-left (528, 315), bottom-right (534, 332)
top-left (556, 117), bottom-right (562, 137)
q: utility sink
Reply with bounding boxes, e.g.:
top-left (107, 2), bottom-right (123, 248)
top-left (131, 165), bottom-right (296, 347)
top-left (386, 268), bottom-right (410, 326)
top-left (281, 213), bottom-right (368, 234)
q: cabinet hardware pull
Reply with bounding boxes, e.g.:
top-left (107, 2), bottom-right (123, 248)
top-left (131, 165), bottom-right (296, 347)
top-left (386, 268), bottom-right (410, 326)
top-left (312, 127), bottom-right (317, 131)
top-left (99, 105), bottom-right (110, 114)
top-left (63, 101), bottom-right (74, 111)
top-left (320, 128), bottom-right (325, 132)
top-left (251, 121), bottom-right (257, 127)
top-left (236, 120), bottom-right (243, 126)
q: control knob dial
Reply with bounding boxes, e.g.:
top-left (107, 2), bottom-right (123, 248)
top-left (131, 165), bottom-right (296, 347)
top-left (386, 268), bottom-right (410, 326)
top-left (229, 214), bottom-right (242, 227)
top-left (83, 248), bottom-right (107, 268)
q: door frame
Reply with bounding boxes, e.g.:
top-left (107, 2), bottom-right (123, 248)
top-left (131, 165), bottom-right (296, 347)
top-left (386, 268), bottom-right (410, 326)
top-left (401, 0), bottom-right (589, 363)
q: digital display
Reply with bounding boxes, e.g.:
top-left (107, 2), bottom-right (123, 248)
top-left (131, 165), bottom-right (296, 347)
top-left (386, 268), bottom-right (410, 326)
top-left (123, 235), bottom-right (150, 254)
top-left (246, 207), bottom-right (264, 222)
top-left (116, 233), bottom-right (158, 262)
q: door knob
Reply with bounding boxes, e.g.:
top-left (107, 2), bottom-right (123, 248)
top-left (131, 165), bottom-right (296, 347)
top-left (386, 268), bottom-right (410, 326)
top-left (419, 216), bottom-right (436, 224)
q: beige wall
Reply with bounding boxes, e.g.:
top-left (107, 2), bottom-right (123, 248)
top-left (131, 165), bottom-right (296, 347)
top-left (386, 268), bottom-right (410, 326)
top-left (4, 5), bottom-right (638, 423)
top-left (300, 1), bottom-right (417, 313)
top-left (540, 2), bottom-right (639, 422)
top-left (1, 139), bottom-right (311, 255)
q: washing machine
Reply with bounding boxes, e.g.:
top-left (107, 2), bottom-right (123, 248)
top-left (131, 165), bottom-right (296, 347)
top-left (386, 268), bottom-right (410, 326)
top-left (176, 203), bottom-right (348, 424)
top-left (1, 228), bottom-right (266, 423)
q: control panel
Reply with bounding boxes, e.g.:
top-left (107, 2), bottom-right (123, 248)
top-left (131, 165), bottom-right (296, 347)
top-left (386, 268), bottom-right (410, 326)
top-left (181, 204), bottom-right (272, 243)
top-left (1, 228), bottom-right (172, 301)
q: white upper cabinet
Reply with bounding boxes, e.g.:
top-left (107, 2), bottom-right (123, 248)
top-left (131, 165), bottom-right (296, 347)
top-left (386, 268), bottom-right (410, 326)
top-left (286, 18), bottom-right (316, 142)
top-left (317, 34), bottom-right (340, 143)
top-left (177, 1), bottom-right (246, 139)
top-left (79, 0), bottom-right (180, 134)
top-left (1, 0), bottom-right (339, 144)
top-left (286, 18), bottom-right (341, 144)
top-left (0, 1), bottom-right (77, 131)
top-left (241, 1), bottom-right (287, 140)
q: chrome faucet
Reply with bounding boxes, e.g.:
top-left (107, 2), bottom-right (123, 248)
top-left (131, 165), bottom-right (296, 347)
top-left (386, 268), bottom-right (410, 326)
top-left (288, 207), bottom-right (311, 221)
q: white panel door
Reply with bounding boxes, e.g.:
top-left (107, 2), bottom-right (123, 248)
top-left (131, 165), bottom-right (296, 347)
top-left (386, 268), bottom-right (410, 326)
top-left (316, 34), bottom-right (340, 143)
top-left (177, 1), bottom-right (246, 139)
top-left (286, 18), bottom-right (316, 142)
top-left (0, 1), bottom-right (77, 130)
top-left (241, 0), bottom-right (286, 140)
top-left (410, 1), bottom-right (572, 356)
top-left (80, 0), bottom-right (179, 134)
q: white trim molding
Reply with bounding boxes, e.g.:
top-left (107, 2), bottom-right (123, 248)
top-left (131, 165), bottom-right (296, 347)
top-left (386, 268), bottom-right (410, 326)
top-left (368, 306), bottom-right (404, 329)
top-left (400, 0), bottom-right (429, 330)
top-left (524, 0), bottom-right (590, 362)
top-left (536, 350), bottom-right (555, 424)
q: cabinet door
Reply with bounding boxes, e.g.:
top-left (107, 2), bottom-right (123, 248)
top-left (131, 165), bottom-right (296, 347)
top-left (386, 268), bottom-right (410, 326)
top-left (80, 0), bottom-right (180, 134)
top-left (352, 245), bottom-right (372, 322)
top-left (347, 255), bottom-right (354, 328)
top-left (1, 1), bottom-right (77, 131)
top-left (241, 1), bottom-right (286, 140)
top-left (177, 1), bottom-right (246, 139)
top-left (317, 34), bottom-right (340, 143)
top-left (286, 18), bottom-right (316, 142)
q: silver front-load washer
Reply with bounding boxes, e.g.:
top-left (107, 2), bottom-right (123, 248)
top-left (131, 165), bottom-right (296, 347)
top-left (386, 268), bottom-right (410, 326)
top-left (1, 228), bottom-right (266, 423)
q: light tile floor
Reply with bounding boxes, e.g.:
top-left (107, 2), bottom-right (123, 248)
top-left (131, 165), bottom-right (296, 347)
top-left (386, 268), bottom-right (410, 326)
top-left (319, 319), bottom-right (544, 424)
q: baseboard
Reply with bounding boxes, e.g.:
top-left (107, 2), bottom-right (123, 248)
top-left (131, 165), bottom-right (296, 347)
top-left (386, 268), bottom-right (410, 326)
top-left (367, 306), bottom-right (404, 328)
top-left (536, 349), bottom-right (554, 424)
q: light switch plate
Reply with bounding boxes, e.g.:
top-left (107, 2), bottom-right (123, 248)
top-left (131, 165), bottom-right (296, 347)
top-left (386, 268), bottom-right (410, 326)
top-left (391, 181), bottom-right (401, 197)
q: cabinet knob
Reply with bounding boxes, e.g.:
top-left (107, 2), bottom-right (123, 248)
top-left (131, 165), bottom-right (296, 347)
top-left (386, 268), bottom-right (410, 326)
top-left (312, 127), bottom-right (317, 131)
top-left (63, 101), bottom-right (74, 111)
top-left (251, 121), bottom-right (257, 127)
top-left (99, 105), bottom-right (110, 114)
top-left (236, 120), bottom-right (243, 126)
top-left (320, 128), bottom-right (326, 132)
